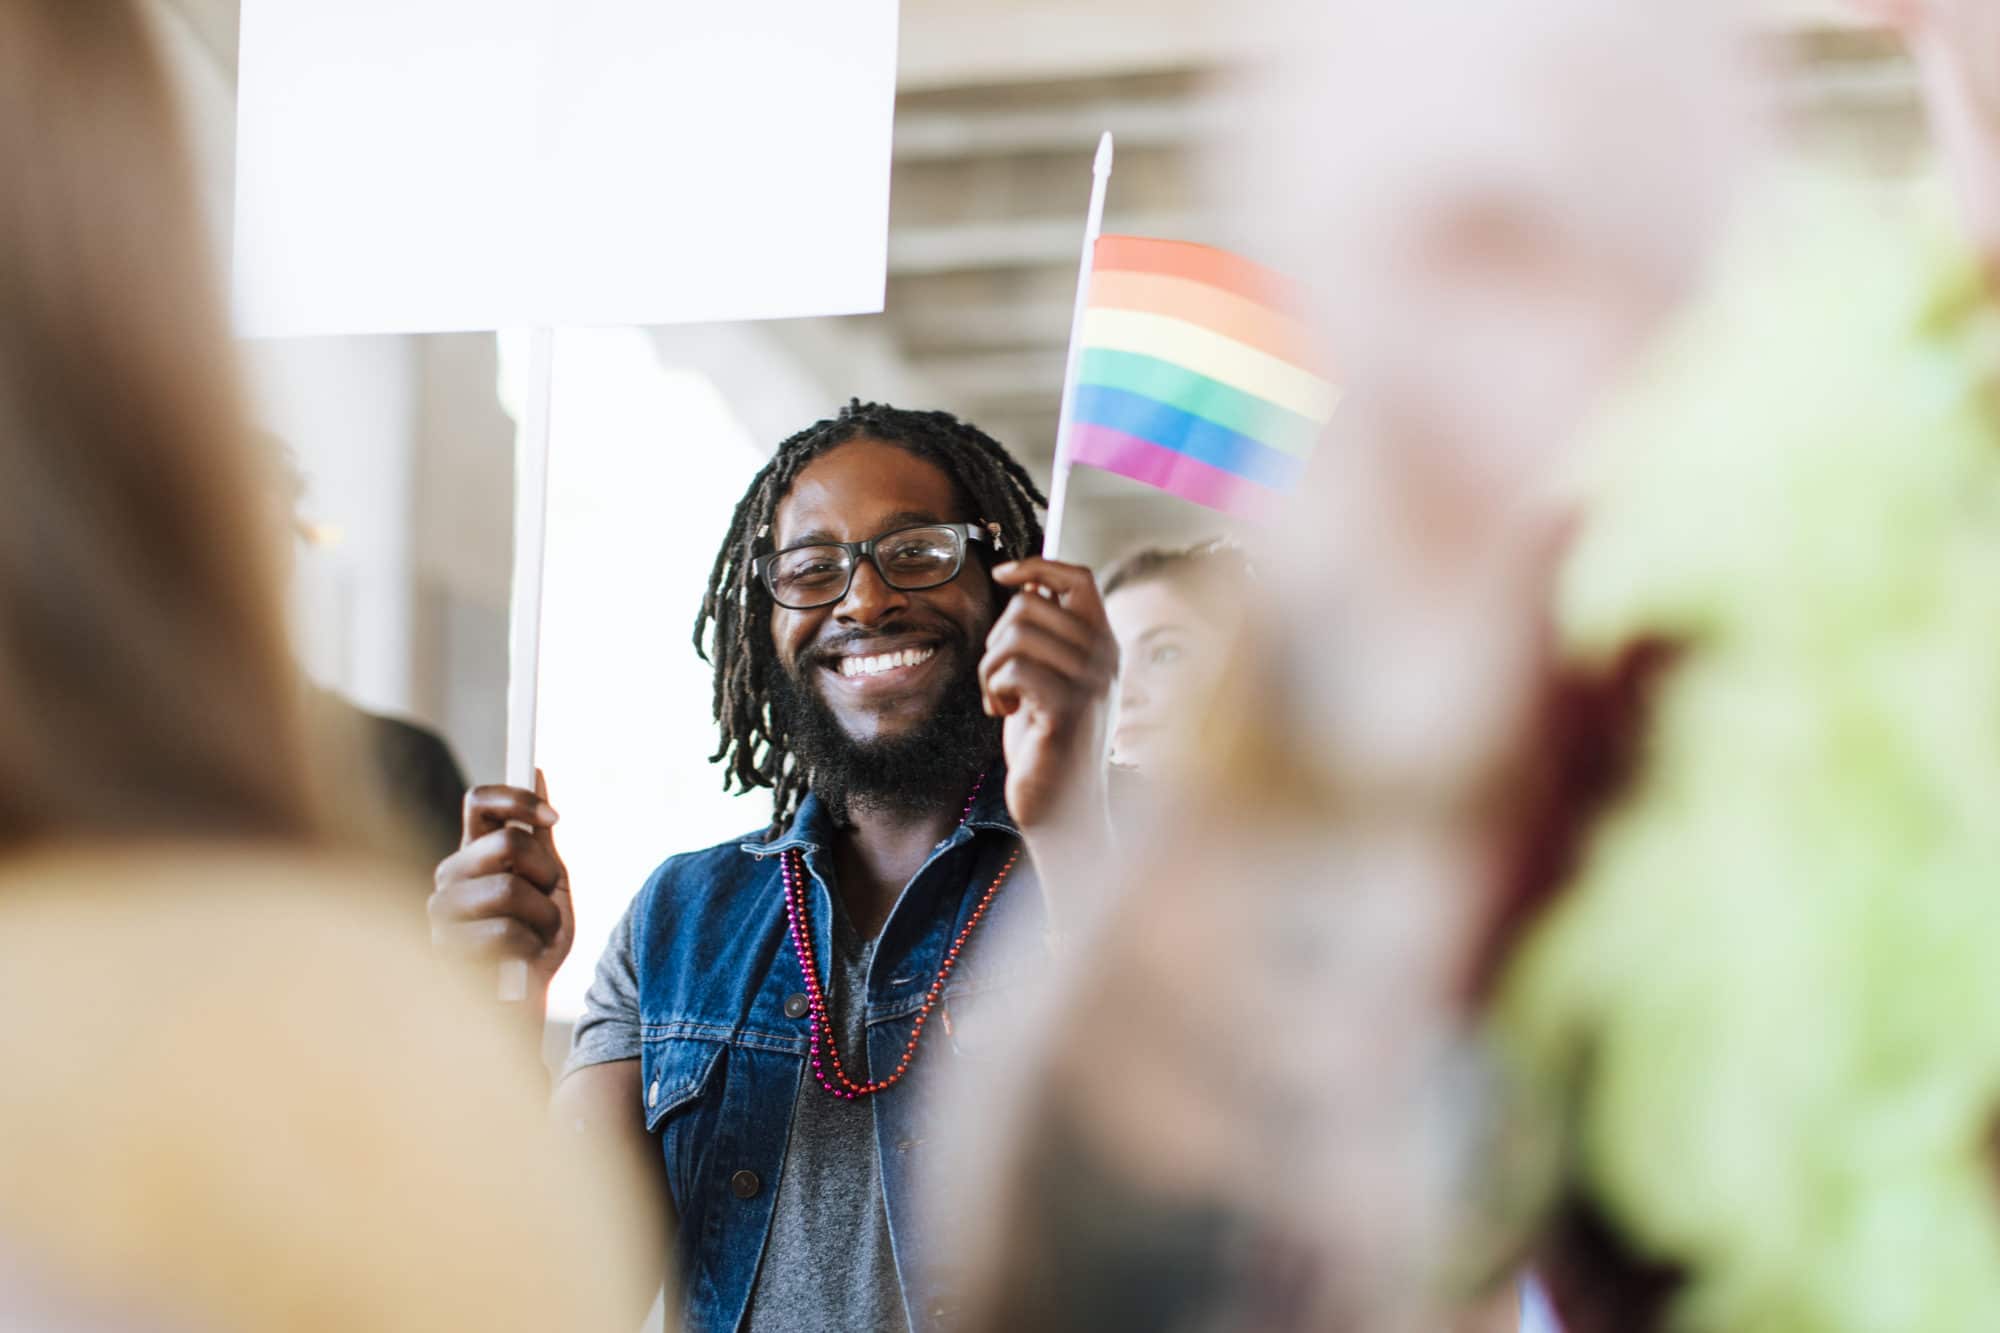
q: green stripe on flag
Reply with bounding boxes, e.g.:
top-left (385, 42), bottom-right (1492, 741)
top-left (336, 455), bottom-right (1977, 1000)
top-left (1076, 348), bottom-right (1324, 458)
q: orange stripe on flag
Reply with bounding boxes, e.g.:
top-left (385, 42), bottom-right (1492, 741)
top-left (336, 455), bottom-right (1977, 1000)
top-left (1087, 269), bottom-right (1323, 371)
top-left (1093, 235), bottom-right (1298, 313)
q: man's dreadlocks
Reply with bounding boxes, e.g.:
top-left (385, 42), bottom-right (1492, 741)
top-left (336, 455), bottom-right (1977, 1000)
top-left (694, 401), bottom-right (1047, 830)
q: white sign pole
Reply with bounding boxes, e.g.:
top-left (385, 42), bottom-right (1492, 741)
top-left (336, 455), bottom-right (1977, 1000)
top-left (499, 326), bottom-right (556, 1004)
top-left (1040, 132), bottom-right (1115, 561)
top-left (234, 0), bottom-right (902, 1006)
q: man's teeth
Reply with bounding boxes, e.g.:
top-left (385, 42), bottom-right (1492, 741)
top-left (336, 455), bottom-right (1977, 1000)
top-left (838, 647), bottom-right (937, 678)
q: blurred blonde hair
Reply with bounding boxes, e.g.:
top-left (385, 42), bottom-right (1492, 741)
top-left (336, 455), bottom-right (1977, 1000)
top-left (0, 17), bottom-right (647, 1332)
top-left (0, 849), bottom-right (647, 1333)
top-left (0, 1), bottom-right (324, 848)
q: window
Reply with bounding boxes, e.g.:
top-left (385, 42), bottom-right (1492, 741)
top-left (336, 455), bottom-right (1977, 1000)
top-left (502, 329), bottom-right (771, 1018)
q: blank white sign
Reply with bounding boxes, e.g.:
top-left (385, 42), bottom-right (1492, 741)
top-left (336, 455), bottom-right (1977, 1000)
top-left (234, 0), bottom-right (898, 337)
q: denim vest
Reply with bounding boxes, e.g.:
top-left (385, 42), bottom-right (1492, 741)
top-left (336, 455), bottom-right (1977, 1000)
top-left (630, 776), bottom-right (1046, 1333)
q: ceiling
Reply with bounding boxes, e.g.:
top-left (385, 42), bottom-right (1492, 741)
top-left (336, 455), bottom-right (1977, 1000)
top-left (159, 0), bottom-right (1927, 564)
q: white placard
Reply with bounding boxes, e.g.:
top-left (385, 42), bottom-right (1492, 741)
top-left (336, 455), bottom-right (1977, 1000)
top-left (234, 0), bottom-right (898, 337)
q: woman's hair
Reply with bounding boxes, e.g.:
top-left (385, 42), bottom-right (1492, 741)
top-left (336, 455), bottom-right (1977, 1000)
top-left (0, 2), bottom-right (325, 847)
top-left (1101, 539), bottom-right (1252, 607)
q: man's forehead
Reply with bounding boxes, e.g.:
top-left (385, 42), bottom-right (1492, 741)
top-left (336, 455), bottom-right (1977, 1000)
top-left (772, 439), bottom-right (968, 543)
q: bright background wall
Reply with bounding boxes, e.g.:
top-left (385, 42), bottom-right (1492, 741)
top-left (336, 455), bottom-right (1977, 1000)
top-left (143, 0), bottom-right (1931, 1012)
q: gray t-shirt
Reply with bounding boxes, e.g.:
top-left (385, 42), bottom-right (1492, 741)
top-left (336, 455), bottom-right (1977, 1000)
top-left (567, 897), bottom-right (910, 1333)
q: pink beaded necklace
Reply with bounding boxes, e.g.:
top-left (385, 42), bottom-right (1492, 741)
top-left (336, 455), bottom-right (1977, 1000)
top-left (780, 773), bottom-right (1020, 1101)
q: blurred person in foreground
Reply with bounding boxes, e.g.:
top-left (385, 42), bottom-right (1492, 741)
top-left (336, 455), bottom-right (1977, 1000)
top-left (432, 400), bottom-right (1121, 1331)
top-left (1102, 540), bottom-right (1252, 772)
top-left (1490, 3), bottom-right (2000, 1329)
top-left (943, 2), bottom-right (1759, 1331)
top-left (0, 5), bottom-right (645, 1330)
top-left (264, 437), bottom-right (471, 867)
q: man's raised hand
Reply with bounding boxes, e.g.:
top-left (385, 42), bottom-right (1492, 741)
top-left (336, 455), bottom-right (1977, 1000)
top-left (979, 557), bottom-right (1119, 834)
top-left (429, 773), bottom-right (574, 1001)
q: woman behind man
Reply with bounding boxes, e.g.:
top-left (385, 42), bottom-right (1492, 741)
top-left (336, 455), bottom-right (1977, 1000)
top-left (1102, 540), bottom-right (1252, 772)
top-left (0, 5), bottom-right (644, 1329)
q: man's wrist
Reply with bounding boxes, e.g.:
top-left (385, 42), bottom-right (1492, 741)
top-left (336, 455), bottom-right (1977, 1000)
top-left (1020, 788), bottom-right (1116, 937)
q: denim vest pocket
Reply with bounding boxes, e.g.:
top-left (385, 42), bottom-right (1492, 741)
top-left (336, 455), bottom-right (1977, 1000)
top-left (642, 1036), bottom-right (726, 1207)
top-left (641, 1036), bottom-right (803, 1333)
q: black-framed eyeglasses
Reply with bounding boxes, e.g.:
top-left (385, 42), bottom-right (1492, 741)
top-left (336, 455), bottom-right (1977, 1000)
top-left (752, 522), bottom-right (999, 610)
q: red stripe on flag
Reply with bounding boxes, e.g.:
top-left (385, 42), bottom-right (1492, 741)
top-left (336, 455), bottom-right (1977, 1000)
top-left (1093, 236), bottom-right (1299, 314)
top-left (1070, 423), bottom-right (1285, 520)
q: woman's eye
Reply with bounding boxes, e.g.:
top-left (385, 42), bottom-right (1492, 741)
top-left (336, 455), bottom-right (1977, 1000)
top-left (1150, 643), bottom-right (1183, 667)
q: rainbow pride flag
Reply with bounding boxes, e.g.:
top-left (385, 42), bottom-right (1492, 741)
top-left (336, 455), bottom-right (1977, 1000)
top-left (1063, 235), bottom-right (1336, 518)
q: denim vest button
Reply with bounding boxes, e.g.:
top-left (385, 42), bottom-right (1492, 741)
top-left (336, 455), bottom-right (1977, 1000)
top-left (729, 1170), bottom-right (762, 1200)
top-left (783, 993), bottom-right (809, 1019)
top-left (647, 1079), bottom-right (659, 1108)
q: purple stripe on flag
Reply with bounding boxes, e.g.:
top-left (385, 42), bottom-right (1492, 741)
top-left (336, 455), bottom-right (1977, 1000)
top-left (1069, 424), bottom-right (1284, 520)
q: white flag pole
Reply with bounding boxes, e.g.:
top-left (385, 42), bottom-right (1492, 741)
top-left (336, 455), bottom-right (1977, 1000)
top-left (1040, 132), bottom-right (1114, 561)
top-left (499, 325), bottom-right (556, 1004)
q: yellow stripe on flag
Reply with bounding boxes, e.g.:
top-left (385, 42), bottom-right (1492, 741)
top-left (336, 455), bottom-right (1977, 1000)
top-left (1088, 270), bottom-right (1324, 368)
top-left (1079, 308), bottom-right (1338, 423)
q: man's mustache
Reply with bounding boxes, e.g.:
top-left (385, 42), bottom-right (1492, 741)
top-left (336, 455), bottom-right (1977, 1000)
top-left (804, 620), bottom-right (965, 669)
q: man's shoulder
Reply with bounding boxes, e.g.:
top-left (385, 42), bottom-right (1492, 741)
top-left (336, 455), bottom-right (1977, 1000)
top-left (631, 826), bottom-right (780, 914)
top-left (623, 826), bottom-right (785, 982)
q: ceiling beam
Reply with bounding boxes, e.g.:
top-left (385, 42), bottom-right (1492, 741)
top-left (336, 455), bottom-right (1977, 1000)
top-left (908, 348), bottom-right (1067, 401)
top-left (895, 95), bottom-right (1234, 161)
top-left (893, 299), bottom-right (1075, 350)
top-left (897, 0), bottom-right (1270, 93)
top-left (890, 211), bottom-right (1203, 275)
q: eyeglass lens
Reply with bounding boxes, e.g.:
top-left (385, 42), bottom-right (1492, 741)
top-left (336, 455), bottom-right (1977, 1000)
top-left (767, 525), bottom-right (963, 608)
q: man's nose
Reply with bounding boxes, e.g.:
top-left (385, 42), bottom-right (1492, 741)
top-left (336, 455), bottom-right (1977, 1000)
top-left (832, 558), bottom-right (909, 626)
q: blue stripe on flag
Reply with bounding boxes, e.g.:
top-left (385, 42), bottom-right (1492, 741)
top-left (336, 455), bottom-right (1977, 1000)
top-left (1072, 384), bottom-right (1305, 491)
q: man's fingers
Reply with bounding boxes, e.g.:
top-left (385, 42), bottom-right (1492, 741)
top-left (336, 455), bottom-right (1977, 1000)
top-left (548, 883), bottom-right (577, 950)
top-left (429, 873), bottom-right (564, 944)
top-left (988, 587), bottom-right (1110, 661)
top-left (992, 558), bottom-right (1110, 618)
top-left (461, 783), bottom-right (560, 846)
top-left (431, 916), bottom-right (548, 963)
top-left (497, 824), bottom-right (565, 889)
top-left (981, 657), bottom-right (1070, 719)
top-left (981, 584), bottom-right (1121, 709)
top-left (980, 622), bottom-right (1108, 696)
top-left (439, 825), bottom-right (564, 890)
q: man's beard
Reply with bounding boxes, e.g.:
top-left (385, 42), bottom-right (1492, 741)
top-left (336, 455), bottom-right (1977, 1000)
top-left (770, 646), bottom-right (1001, 826)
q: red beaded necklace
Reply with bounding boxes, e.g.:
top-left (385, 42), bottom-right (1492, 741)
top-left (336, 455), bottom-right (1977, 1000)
top-left (780, 773), bottom-right (1020, 1101)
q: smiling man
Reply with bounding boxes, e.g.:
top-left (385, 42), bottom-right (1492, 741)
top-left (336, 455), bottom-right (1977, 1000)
top-left (430, 402), bottom-right (1118, 1333)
